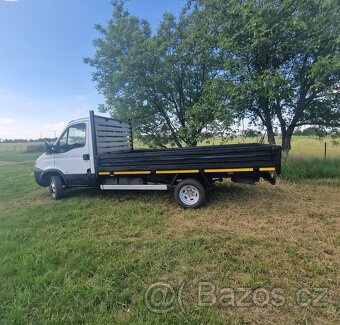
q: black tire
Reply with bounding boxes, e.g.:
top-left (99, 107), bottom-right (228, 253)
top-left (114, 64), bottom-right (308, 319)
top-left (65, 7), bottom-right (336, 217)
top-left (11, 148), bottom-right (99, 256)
top-left (49, 176), bottom-right (64, 200)
top-left (174, 178), bottom-right (206, 209)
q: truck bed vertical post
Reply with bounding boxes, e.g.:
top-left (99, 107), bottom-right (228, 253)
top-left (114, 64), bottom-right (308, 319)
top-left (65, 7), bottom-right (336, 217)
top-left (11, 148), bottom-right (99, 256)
top-left (90, 110), bottom-right (99, 175)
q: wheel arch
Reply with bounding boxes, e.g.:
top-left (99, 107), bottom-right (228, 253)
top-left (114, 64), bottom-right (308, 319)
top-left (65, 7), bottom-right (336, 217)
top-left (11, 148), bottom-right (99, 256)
top-left (172, 173), bottom-right (212, 189)
top-left (40, 169), bottom-right (66, 187)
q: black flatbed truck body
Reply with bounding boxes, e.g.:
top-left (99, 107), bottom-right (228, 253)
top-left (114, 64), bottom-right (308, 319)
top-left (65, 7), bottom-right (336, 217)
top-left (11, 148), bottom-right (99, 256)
top-left (90, 111), bottom-right (281, 179)
top-left (97, 144), bottom-right (281, 175)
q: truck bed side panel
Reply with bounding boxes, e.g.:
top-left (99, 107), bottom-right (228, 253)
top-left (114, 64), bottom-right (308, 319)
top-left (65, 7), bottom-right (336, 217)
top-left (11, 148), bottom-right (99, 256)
top-left (97, 144), bottom-right (282, 174)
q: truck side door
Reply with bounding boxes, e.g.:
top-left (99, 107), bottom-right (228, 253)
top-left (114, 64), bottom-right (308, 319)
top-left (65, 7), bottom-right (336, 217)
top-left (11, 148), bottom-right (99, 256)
top-left (54, 122), bottom-right (91, 186)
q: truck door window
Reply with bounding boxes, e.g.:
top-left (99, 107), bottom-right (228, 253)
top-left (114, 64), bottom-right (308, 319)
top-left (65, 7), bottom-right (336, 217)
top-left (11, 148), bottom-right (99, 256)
top-left (57, 123), bottom-right (86, 152)
top-left (68, 124), bottom-right (86, 149)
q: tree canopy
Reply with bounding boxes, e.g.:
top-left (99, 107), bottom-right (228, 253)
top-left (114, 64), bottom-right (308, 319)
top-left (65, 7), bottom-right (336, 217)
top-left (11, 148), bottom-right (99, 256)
top-left (85, 0), bottom-right (340, 153)
top-left (84, 1), bottom-right (232, 147)
top-left (193, 0), bottom-right (340, 154)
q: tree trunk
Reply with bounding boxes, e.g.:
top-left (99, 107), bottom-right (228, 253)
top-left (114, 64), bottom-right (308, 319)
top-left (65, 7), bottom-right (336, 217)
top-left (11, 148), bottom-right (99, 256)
top-left (266, 124), bottom-right (276, 144)
top-left (258, 96), bottom-right (275, 145)
top-left (158, 108), bottom-right (182, 148)
top-left (189, 139), bottom-right (197, 147)
top-left (281, 129), bottom-right (293, 159)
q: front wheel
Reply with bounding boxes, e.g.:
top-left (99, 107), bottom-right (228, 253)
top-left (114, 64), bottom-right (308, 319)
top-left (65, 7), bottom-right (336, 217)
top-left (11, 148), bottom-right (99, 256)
top-left (49, 176), bottom-right (64, 200)
top-left (174, 178), bottom-right (206, 209)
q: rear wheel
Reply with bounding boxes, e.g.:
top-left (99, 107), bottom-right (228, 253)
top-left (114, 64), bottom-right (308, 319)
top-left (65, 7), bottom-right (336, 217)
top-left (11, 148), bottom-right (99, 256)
top-left (175, 178), bottom-right (205, 209)
top-left (49, 176), bottom-right (64, 200)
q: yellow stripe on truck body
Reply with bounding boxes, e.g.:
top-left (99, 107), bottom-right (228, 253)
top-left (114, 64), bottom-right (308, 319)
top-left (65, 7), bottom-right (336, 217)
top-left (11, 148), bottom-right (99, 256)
top-left (114, 171), bottom-right (151, 175)
top-left (259, 167), bottom-right (276, 171)
top-left (156, 169), bottom-right (199, 174)
top-left (204, 168), bottom-right (253, 173)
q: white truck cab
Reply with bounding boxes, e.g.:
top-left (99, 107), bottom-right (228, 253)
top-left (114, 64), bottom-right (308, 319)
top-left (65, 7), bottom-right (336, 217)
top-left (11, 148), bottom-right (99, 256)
top-left (34, 117), bottom-right (97, 192)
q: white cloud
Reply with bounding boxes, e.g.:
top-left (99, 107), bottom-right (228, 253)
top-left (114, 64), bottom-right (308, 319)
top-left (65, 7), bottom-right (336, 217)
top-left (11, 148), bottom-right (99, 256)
top-left (0, 87), bottom-right (103, 139)
top-left (0, 118), bottom-right (13, 125)
top-left (41, 122), bottom-right (67, 138)
top-left (43, 121), bottom-right (66, 129)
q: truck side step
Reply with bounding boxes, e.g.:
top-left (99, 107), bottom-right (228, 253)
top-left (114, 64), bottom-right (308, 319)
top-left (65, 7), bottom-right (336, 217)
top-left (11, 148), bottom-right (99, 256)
top-left (100, 184), bottom-right (168, 190)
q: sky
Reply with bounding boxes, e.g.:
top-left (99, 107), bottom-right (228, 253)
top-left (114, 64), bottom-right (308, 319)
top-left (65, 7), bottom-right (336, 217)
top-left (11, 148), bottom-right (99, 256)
top-left (0, 0), bottom-right (184, 139)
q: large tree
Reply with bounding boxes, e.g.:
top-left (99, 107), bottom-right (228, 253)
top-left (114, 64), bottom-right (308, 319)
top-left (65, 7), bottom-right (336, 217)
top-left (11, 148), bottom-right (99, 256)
top-left (84, 1), bottom-right (232, 147)
top-left (193, 0), bottom-right (340, 155)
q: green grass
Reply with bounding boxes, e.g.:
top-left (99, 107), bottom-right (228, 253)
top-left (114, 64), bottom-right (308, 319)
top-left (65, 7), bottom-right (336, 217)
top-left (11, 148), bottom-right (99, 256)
top-left (0, 152), bottom-right (339, 324)
top-left (281, 159), bottom-right (340, 181)
top-left (0, 151), bottom-right (41, 162)
top-left (0, 163), bottom-right (37, 201)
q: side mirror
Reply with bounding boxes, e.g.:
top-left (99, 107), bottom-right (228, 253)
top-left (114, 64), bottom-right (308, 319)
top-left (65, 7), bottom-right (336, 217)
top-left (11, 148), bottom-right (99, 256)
top-left (44, 140), bottom-right (52, 154)
top-left (53, 143), bottom-right (60, 153)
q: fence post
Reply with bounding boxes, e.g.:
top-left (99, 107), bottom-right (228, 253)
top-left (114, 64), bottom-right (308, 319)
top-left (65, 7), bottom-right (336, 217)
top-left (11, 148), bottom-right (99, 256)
top-left (324, 142), bottom-right (327, 160)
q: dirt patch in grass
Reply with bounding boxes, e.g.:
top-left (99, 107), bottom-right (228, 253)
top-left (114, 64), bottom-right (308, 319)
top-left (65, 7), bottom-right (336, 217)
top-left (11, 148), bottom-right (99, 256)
top-left (164, 180), bottom-right (339, 324)
top-left (169, 180), bottom-right (339, 238)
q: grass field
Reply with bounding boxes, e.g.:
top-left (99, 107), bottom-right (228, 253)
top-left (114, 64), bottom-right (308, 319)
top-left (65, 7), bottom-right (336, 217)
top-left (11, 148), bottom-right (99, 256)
top-left (0, 151), bottom-right (339, 324)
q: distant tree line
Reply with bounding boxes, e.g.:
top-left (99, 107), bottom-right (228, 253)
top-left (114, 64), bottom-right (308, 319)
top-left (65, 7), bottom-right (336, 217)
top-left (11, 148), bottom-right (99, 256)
top-left (85, 0), bottom-right (340, 155)
top-left (293, 127), bottom-right (340, 138)
top-left (0, 138), bottom-right (56, 143)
